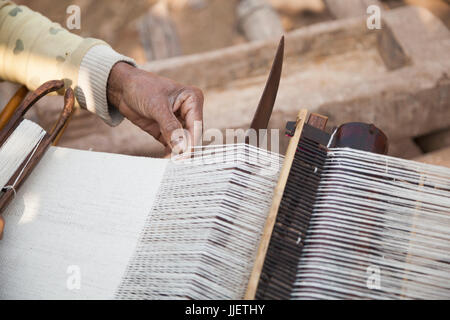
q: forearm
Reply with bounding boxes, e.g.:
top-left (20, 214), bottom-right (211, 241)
top-left (0, 3), bottom-right (95, 89)
top-left (0, 1), bottom-right (204, 145)
top-left (77, 45), bottom-right (135, 126)
top-left (0, 1), bottom-right (134, 126)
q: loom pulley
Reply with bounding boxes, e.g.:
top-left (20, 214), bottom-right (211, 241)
top-left (286, 119), bottom-right (389, 155)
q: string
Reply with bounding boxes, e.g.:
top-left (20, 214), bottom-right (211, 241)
top-left (327, 127), bottom-right (338, 148)
top-left (116, 143), bottom-right (450, 300)
top-left (116, 144), bottom-right (284, 299)
top-left (2, 186), bottom-right (16, 198)
top-left (291, 147), bottom-right (450, 299)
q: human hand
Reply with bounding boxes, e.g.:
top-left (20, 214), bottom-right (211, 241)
top-left (107, 62), bottom-right (204, 154)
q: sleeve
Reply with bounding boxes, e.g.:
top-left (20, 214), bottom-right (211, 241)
top-left (76, 45), bottom-right (135, 126)
top-left (0, 1), bottom-right (135, 126)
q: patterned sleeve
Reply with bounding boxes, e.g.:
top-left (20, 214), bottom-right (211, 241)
top-left (0, 1), bottom-right (135, 126)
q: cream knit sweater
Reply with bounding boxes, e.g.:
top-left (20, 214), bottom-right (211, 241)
top-left (0, 0), bottom-right (135, 126)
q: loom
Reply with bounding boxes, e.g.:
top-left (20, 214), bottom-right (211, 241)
top-left (0, 44), bottom-right (449, 300)
top-left (0, 80), bottom-right (74, 216)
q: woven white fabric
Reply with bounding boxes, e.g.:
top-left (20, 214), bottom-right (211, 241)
top-left (0, 146), bottom-right (167, 299)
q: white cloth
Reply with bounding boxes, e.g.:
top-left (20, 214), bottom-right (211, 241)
top-left (0, 143), bottom-right (283, 300)
top-left (0, 146), bottom-right (167, 299)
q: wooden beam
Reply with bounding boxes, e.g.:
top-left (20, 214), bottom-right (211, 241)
top-left (307, 112), bottom-right (328, 130)
top-left (237, 0), bottom-right (284, 41)
top-left (244, 109), bottom-right (308, 300)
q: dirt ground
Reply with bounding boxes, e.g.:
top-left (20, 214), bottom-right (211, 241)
top-left (15, 0), bottom-right (450, 64)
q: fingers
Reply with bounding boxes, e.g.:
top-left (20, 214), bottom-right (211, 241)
top-left (117, 70), bottom-right (203, 154)
top-left (174, 87), bottom-right (204, 148)
top-left (155, 104), bottom-right (186, 153)
top-left (162, 145), bottom-right (173, 159)
top-left (185, 108), bottom-right (203, 147)
top-left (0, 216), bottom-right (4, 240)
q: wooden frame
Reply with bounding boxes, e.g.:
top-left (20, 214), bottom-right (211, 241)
top-left (244, 109), bottom-right (308, 299)
top-left (244, 110), bottom-right (328, 299)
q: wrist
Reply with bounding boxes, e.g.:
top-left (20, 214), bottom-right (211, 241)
top-left (107, 62), bottom-right (135, 110)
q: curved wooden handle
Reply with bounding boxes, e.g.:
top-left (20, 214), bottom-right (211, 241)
top-left (0, 81), bottom-right (74, 217)
top-left (49, 87), bottom-right (75, 141)
top-left (0, 80), bottom-right (65, 146)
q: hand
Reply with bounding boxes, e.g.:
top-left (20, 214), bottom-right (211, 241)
top-left (107, 62), bottom-right (204, 154)
top-left (0, 66), bottom-right (203, 240)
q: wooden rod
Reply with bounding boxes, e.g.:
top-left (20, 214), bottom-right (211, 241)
top-left (0, 86), bottom-right (28, 131)
top-left (52, 109), bottom-right (73, 146)
top-left (244, 109), bottom-right (308, 300)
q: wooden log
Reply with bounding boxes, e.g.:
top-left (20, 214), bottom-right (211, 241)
top-left (237, 0), bottom-right (284, 41)
top-left (376, 23), bottom-right (411, 71)
top-left (388, 137), bottom-right (423, 159)
top-left (414, 127), bottom-right (450, 154)
top-left (414, 146), bottom-right (450, 168)
top-left (138, 1), bottom-right (182, 61)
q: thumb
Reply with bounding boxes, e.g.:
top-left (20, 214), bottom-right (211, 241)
top-left (157, 107), bottom-right (187, 152)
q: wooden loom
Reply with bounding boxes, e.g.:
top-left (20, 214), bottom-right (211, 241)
top-left (2, 105), bottom-right (448, 299)
top-left (0, 80), bottom-right (74, 215)
top-left (245, 109), bottom-right (391, 299)
top-left (0, 41), bottom-right (448, 300)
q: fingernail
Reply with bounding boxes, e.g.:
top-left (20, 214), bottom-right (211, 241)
top-left (171, 137), bottom-right (187, 155)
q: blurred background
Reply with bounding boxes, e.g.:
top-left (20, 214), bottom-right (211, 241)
top-left (2, 0), bottom-right (450, 165)
top-left (14, 0), bottom-right (450, 62)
